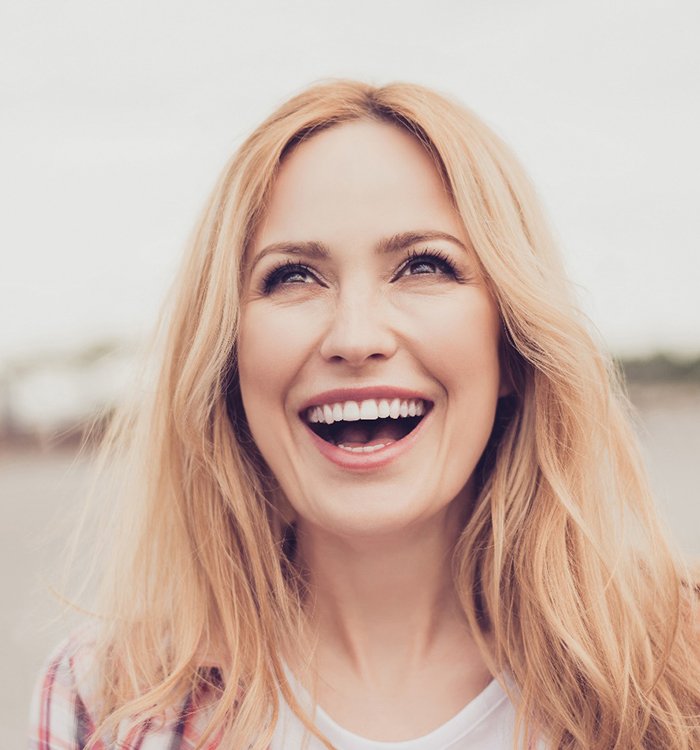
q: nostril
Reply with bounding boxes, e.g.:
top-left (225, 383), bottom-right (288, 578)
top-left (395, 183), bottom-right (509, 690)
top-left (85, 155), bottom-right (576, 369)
top-left (318, 311), bottom-right (399, 365)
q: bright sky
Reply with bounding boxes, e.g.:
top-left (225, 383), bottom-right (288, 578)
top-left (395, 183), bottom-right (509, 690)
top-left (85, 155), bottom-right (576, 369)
top-left (2, 0), bottom-right (699, 365)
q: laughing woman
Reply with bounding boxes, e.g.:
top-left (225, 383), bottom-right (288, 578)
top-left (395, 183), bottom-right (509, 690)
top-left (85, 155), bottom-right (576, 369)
top-left (29, 81), bottom-right (699, 749)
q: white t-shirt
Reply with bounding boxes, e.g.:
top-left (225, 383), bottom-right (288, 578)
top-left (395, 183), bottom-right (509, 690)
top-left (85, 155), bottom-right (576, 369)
top-left (271, 667), bottom-right (540, 750)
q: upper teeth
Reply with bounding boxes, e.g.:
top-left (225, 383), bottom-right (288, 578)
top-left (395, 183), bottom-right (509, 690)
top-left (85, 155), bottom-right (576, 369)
top-left (306, 398), bottom-right (426, 424)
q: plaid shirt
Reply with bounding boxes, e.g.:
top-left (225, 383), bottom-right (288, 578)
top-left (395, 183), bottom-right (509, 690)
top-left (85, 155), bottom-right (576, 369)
top-left (29, 636), bottom-right (538, 750)
top-left (27, 636), bottom-right (223, 750)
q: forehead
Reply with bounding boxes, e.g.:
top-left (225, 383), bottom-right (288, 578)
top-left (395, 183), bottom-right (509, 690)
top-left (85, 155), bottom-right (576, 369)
top-left (252, 119), bottom-right (464, 251)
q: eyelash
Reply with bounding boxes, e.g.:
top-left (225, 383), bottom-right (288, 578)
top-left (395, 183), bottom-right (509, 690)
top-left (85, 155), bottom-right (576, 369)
top-left (401, 248), bottom-right (462, 280)
top-left (261, 249), bottom-right (463, 294)
top-left (262, 259), bottom-right (316, 294)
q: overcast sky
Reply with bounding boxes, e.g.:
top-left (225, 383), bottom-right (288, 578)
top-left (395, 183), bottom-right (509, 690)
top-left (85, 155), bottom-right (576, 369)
top-left (2, 0), bottom-right (699, 365)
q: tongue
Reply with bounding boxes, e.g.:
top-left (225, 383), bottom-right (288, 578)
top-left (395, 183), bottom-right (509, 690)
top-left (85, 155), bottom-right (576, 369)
top-left (334, 420), bottom-right (407, 447)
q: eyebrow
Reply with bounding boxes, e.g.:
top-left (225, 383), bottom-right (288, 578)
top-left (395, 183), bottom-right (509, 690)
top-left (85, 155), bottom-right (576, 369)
top-left (249, 230), bottom-right (468, 272)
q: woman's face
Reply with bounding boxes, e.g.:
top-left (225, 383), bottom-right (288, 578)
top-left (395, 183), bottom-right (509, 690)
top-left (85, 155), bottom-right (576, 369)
top-left (238, 120), bottom-right (506, 538)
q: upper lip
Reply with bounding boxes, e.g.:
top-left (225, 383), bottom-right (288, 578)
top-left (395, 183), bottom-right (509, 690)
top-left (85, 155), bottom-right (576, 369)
top-left (298, 386), bottom-right (434, 414)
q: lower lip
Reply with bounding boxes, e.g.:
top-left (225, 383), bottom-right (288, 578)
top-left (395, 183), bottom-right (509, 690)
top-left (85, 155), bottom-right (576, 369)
top-left (302, 410), bottom-right (432, 471)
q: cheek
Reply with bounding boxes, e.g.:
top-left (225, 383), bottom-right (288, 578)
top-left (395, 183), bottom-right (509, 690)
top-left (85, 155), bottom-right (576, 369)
top-left (405, 294), bottom-right (503, 497)
top-left (400, 291), bottom-right (502, 390)
top-left (237, 304), bottom-right (321, 435)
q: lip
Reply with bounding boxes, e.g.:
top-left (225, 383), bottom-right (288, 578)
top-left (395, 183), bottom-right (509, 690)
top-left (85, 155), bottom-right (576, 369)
top-left (298, 385), bottom-right (433, 413)
top-left (299, 389), bottom-right (434, 471)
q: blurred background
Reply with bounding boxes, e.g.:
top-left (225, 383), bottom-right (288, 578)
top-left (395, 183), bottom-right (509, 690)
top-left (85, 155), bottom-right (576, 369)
top-left (2, 0), bottom-right (699, 745)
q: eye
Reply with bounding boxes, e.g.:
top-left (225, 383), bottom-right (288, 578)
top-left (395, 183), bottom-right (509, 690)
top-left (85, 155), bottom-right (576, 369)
top-left (262, 261), bottom-right (322, 294)
top-left (394, 249), bottom-right (461, 280)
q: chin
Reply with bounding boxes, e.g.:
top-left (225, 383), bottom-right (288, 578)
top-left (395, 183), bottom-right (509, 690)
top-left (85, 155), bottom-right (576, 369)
top-left (294, 484), bottom-right (464, 542)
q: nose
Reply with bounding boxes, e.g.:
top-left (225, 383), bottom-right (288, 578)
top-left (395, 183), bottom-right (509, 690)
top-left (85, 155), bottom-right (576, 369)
top-left (319, 290), bottom-right (398, 367)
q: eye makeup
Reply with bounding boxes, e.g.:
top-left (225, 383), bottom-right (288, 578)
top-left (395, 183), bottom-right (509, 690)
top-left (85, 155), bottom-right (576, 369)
top-left (259, 247), bottom-right (467, 295)
top-left (261, 259), bottom-right (325, 294)
top-left (394, 248), bottom-right (466, 282)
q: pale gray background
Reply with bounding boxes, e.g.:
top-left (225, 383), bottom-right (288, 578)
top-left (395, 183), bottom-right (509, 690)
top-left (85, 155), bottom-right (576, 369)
top-left (2, 0), bottom-right (699, 363)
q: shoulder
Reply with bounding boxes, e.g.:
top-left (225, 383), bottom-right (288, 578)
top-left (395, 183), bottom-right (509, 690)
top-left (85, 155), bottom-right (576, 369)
top-left (27, 629), bottom-right (221, 750)
top-left (27, 630), bottom-right (103, 749)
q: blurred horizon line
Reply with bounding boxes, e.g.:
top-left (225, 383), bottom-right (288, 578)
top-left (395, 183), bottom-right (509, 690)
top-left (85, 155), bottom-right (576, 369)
top-left (1, 337), bottom-right (699, 448)
top-left (2, 336), bottom-right (700, 375)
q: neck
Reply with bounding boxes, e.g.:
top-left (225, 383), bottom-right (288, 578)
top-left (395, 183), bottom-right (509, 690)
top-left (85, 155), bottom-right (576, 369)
top-left (294, 500), bottom-right (479, 688)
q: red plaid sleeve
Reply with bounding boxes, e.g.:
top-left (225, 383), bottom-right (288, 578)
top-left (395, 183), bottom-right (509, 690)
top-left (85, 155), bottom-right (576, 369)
top-left (27, 637), bottom-right (102, 750)
top-left (27, 635), bottom-right (224, 750)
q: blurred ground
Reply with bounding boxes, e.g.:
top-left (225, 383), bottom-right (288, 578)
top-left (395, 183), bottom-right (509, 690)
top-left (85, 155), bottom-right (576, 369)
top-left (1, 446), bottom-right (93, 746)
top-left (2, 381), bottom-right (699, 746)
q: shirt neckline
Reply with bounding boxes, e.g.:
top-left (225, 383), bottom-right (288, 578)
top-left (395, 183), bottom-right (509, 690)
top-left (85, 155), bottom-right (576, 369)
top-left (283, 664), bottom-right (510, 750)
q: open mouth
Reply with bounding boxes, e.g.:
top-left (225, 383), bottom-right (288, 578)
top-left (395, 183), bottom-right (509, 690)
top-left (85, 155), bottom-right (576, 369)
top-left (301, 398), bottom-right (432, 453)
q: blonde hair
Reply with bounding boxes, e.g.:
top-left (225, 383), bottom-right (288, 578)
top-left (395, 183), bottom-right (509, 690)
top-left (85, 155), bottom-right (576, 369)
top-left (81, 81), bottom-right (699, 748)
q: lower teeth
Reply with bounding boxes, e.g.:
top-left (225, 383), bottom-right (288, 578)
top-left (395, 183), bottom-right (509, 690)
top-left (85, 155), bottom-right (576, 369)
top-left (337, 442), bottom-right (390, 453)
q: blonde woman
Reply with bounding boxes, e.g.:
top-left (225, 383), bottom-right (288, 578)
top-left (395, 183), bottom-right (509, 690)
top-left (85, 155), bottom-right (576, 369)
top-left (29, 81), bottom-right (699, 749)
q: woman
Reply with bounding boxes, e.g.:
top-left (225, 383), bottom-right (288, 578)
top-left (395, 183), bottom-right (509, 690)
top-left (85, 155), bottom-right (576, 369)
top-left (29, 80), bottom-right (699, 749)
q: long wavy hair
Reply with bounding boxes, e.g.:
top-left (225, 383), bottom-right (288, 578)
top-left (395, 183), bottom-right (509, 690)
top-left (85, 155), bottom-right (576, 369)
top-left (81, 80), bottom-right (699, 749)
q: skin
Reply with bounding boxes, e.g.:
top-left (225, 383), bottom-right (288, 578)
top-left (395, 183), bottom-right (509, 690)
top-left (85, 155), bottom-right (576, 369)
top-left (238, 119), bottom-right (507, 740)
